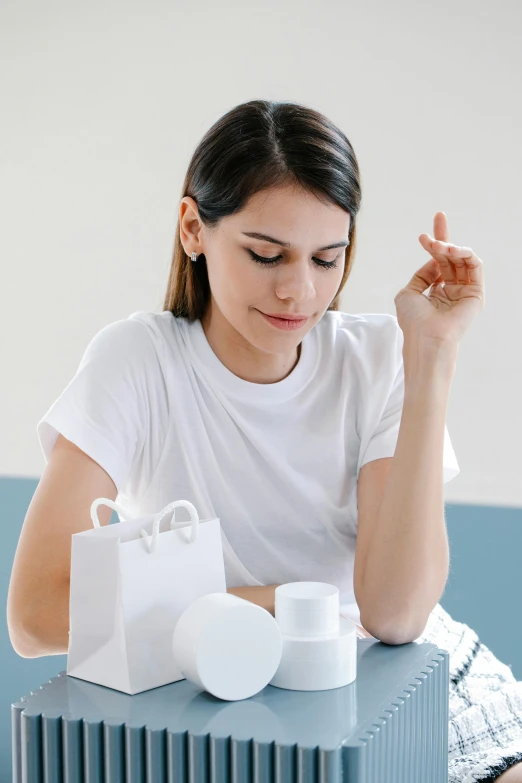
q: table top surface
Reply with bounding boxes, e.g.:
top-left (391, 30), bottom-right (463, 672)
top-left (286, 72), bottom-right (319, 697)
top-left (14, 639), bottom-right (446, 751)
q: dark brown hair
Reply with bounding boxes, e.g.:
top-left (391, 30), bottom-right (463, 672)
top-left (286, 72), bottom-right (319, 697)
top-left (163, 100), bottom-right (362, 320)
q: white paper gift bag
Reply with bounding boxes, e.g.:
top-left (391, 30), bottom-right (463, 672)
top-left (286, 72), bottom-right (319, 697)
top-left (67, 498), bottom-right (227, 694)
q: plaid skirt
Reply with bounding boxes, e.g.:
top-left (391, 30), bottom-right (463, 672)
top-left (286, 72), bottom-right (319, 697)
top-left (414, 602), bottom-right (522, 782)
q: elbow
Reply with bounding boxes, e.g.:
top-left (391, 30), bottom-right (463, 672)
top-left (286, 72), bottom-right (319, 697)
top-left (7, 614), bottom-right (49, 659)
top-left (378, 629), bottom-right (422, 646)
top-left (11, 642), bottom-right (45, 660)
top-left (7, 582), bottom-right (68, 659)
top-left (359, 612), bottom-right (425, 646)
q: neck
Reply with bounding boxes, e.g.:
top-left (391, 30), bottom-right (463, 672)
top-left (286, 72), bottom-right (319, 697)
top-left (200, 302), bottom-right (301, 384)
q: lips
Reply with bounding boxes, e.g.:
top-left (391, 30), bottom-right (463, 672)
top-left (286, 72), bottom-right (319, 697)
top-left (261, 312), bottom-right (309, 321)
top-left (258, 310), bottom-right (309, 331)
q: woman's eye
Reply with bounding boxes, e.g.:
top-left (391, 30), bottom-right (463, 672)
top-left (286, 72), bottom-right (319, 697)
top-left (248, 250), bottom-right (281, 264)
top-left (246, 249), bottom-right (338, 269)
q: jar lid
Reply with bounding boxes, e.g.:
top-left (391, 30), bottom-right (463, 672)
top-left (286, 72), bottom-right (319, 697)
top-left (275, 582), bottom-right (340, 613)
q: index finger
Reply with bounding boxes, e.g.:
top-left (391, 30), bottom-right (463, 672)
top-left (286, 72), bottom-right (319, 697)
top-left (433, 211), bottom-right (449, 243)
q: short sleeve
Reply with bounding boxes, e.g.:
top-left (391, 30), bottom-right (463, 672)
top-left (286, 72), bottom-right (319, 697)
top-left (356, 320), bottom-right (460, 484)
top-left (37, 318), bottom-right (156, 492)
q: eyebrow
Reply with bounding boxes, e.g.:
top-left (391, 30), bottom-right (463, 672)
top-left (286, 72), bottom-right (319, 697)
top-left (241, 231), bottom-right (349, 251)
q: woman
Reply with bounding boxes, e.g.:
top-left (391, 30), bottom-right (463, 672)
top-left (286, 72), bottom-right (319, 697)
top-left (7, 100), bottom-right (522, 782)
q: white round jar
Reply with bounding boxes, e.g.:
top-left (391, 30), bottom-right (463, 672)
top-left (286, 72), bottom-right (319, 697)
top-left (270, 582), bottom-right (357, 691)
top-left (172, 592), bottom-right (283, 701)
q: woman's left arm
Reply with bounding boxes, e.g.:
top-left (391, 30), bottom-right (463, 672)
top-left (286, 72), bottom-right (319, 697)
top-left (358, 212), bottom-right (485, 645)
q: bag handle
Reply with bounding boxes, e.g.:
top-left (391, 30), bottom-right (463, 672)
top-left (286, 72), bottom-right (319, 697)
top-left (140, 499), bottom-right (199, 554)
top-left (89, 497), bottom-right (200, 555)
top-left (90, 497), bottom-right (137, 528)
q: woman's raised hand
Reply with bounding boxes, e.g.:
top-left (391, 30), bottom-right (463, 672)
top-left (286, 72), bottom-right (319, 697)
top-left (394, 212), bottom-right (485, 346)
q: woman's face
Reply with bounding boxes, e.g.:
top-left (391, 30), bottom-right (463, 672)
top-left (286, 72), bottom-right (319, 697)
top-left (181, 183), bottom-right (351, 355)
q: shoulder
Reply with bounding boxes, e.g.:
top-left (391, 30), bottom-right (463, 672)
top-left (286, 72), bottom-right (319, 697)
top-left (79, 310), bottom-right (180, 376)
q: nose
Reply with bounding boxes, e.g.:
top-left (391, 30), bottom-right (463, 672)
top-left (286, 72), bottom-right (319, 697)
top-left (274, 263), bottom-right (316, 304)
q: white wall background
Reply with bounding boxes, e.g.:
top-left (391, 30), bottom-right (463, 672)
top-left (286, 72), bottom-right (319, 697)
top-left (1, 0), bottom-right (521, 506)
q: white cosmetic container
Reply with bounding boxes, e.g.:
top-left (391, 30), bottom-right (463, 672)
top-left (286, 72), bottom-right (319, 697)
top-left (172, 592), bottom-right (283, 701)
top-left (269, 582), bottom-right (357, 691)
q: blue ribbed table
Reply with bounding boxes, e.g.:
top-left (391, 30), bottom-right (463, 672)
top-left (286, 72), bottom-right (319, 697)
top-left (12, 638), bottom-right (449, 782)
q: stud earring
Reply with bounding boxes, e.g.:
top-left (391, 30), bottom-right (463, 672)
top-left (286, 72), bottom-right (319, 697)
top-left (191, 252), bottom-right (197, 263)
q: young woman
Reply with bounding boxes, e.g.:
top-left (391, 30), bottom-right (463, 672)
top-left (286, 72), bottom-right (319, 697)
top-left (7, 100), bottom-right (522, 782)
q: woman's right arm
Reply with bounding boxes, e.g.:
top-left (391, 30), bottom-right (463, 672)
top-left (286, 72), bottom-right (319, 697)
top-left (7, 434), bottom-right (279, 658)
top-left (7, 433), bottom-right (117, 658)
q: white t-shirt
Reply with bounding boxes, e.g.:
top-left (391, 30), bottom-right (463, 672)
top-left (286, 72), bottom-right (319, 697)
top-left (37, 309), bottom-right (460, 627)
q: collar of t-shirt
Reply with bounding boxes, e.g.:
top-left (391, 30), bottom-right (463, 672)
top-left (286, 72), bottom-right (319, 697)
top-left (178, 316), bottom-right (320, 404)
